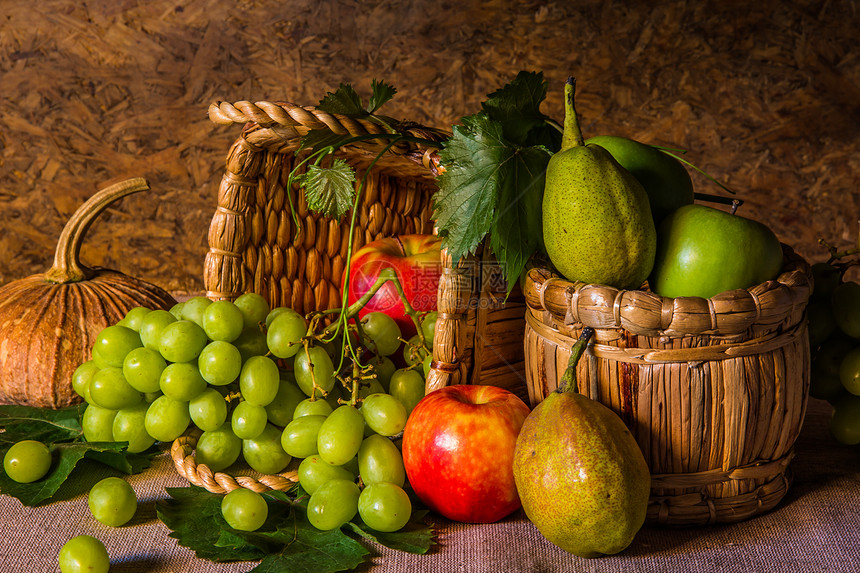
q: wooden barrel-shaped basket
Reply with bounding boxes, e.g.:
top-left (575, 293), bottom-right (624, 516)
top-left (523, 244), bottom-right (813, 526)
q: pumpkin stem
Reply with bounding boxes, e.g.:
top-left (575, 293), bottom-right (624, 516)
top-left (44, 177), bottom-right (150, 284)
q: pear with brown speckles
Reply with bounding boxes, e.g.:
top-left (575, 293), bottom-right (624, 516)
top-left (542, 78), bottom-right (656, 290)
top-left (513, 328), bottom-right (650, 558)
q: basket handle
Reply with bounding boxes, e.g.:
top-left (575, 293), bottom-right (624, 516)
top-left (208, 100), bottom-right (448, 165)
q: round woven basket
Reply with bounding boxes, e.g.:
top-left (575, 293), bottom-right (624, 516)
top-left (522, 244), bottom-right (813, 526)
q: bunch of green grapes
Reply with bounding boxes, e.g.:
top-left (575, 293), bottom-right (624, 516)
top-left (807, 260), bottom-right (860, 446)
top-left (72, 293), bottom-right (438, 533)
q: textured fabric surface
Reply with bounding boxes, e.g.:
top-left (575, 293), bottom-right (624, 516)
top-left (1, 398), bottom-right (856, 573)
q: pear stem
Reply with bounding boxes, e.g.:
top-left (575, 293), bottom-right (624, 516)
top-left (557, 327), bottom-right (594, 394)
top-left (560, 77), bottom-right (585, 151)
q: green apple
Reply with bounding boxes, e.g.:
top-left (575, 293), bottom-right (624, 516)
top-left (650, 204), bottom-right (783, 299)
top-left (586, 135), bottom-right (694, 223)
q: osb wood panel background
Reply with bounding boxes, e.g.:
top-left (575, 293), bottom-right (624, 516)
top-left (1, 0), bottom-right (858, 294)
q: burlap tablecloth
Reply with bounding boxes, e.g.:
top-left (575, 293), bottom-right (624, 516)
top-left (1, 398), bottom-right (857, 573)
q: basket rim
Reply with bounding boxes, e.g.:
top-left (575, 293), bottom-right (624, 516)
top-left (524, 243), bottom-right (812, 338)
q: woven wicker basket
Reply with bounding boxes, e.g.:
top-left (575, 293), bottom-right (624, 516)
top-left (172, 99), bottom-right (529, 493)
top-left (523, 244), bottom-right (813, 526)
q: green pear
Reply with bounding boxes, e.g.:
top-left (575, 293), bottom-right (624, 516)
top-left (513, 328), bottom-right (650, 558)
top-left (649, 204), bottom-right (783, 299)
top-left (585, 135), bottom-right (694, 224)
top-left (542, 79), bottom-right (657, 290)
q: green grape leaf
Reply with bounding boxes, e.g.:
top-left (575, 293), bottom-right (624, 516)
top-left (345, 509), bottom-right (435, 554)
top-left (0, 403), bottom-right (87, 445)
top-left (0, 441), bottom-right (151, 506)
top-left (318, 83), bottom-right (365, 116)
top-left (299, 159), bottom-right (357, 219)
top-left (367, 79), bottom-right (397, 113)
top-left (434, 113), bottom-right (552, 291)
top-left (158, 486), bottom-right (434, 573)
top-left (434, 72), bottom-right (559, 292)
top-left (481, 70), bottom-right (560, 149)
top-left (0, 404), bottom-right (156, 506)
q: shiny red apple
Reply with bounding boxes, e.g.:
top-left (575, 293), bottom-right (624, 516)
top-left (344, 234), bottom-right (442, 337)
top-left (401, 384), bottom-right (531, 523)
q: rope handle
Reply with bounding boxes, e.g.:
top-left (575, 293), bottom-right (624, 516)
top-left (208, 100), bottom-right (448, 163)
top-left (171, 429), bottom-right (298, 495)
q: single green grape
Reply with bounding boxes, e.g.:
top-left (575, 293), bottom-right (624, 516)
top-left (112, 403), bottom-right (156, 453)
top-left (358, 379), bottom-right (385, 399)
top-left (389, 368), bottom-right (426, 416)
top-left (169, 301), bottom-right (185, 320)
top-left (361, 312), bottom-right (402, 357)
top-left (294, 346), bottom-right (336, 398)
top-left (159, 362), bottom-right (208, 401)
top-left (118, 306), bottom-right (152, 332)
top-left (832, 281), bottom-right (860, 338)
top-left (189, 388), bottom-right (229, 432)
top-left (239, 355), bottom-right (280, 406)
top-left (58, 535), bottom-right (110, 573)
top-left (88, 476), bottom-right (137, 527)
top-left (265, 306), bottom-right (291, 328)
top-left (198, 340), bottom-right (243, 386)
top-left (92, 325), bottom-right (143, 368)
top-left (420, 311), bottom-right (438, 347)
top-left (293, 397), bottom-right (334, 419)
top-left (3, 440), bottom-right (52, 483)
top-left (89, 367), bottom-right (143, 410)
top-left (221, 488), bottom-right (268, 532)
top-left (402, 334), bottom-right (429, 367)
top-left (82, 404), bottom-right (118, 442)
top-left (830, 394), bottom-right (860, 445)
top-left (306, 478), bottom-right (360, 531)
top-left (72, 360), bottom-right (100, 399)
top-left (357, 434), bottom-right (406, 487)
top-left (317, 405), bottom-right (365, 466)
top-left (422, 353), bottom-right (432, 378)
top-left (807, 299), bottom-right (837, 349)
top-left (367, 356), bottom-right (396, 392)
top-left (233, 327), bottom-right (269, 362)
top-left (281, 415), bottom-right (327, 458)
top-left (361, 393), bottom-right (407, 437)
top-left (242, 424), bottom-right (292, 474)
top-left (234, 292), bottom-right (270, 330)
top-left (122, 346), bottom-right (167, 393)
top-left (267, 308), bottom-right (308, 359)
top-left (144, 395), bottom-right (190, 442)
top-left (139, 309), bottom-right (177, 350)
top-left (264, 375), bottom-right (306, 427)
top-left (196, 422), bottom-right (242, 472)
top-left (202, 299), bottom-right (245, 342)
top-left (839, 346), bottom-right (860, 396)
top-left (159, 320), bottom-right (208, 363)
top-left (358, 482), bottom-right (412, 532)
top-left (231, 401), bottom-right (267, 439)
top-left (297, 455), bottom-right (356, 495)
top-left (180, 295), bottom-right (213, 328)
top-left (810, 335), bottom-right (857, 402)
top-left (811, 262), bottom-right (842, 301)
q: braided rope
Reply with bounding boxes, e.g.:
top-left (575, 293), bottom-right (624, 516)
top-left (170, 429), bottom-right (299, 495)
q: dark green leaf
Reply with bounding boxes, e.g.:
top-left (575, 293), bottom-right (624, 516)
top-left (0, 441), bottom-right (144, 506)
top-left (345, 509), bottom-right (434, 555)
top-left (434, 113), bottom-right (507, 263)
top-left (299, 159), bottom-right (357, 219)
top-left (0, 403), bottom-right (86, 445)
top-left (367, 79), bottom-right (397, 113)
top-left (158, 486), bottom-right (371, 573)
top-left (318, 84), bottom-right (365, 116)
top-left (0, 405), bottom-right (156, 505)
top-left (250, 510), bottom-right (369, 573)
top-left (481, 71), bottom-right (561, 150)
top-left (488, 144), bottom-right (552, 290)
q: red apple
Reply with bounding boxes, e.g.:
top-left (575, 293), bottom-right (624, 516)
top-left (344, 234), bottom-right (442, 337)
top-left (401, 384), bottom-right (531, 523)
